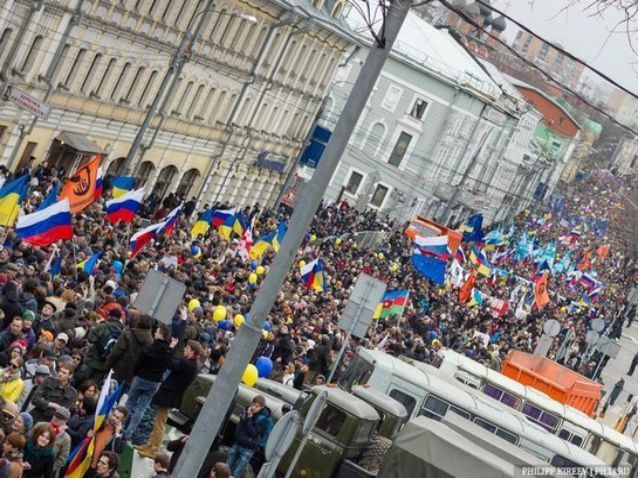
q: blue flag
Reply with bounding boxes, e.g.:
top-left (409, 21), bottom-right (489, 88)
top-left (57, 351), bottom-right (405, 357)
top-left (459, 214), bottom-right (484, 242)
top-left (38, 183), bottom-right (60, 211)
top-left (411, 249), bottom-right (447, 285)
top-left (49, 255), bottom-right (63, 277)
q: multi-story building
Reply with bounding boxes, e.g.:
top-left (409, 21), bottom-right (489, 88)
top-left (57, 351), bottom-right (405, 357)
top-left (0, 0), bottom-right (355, 207)
top-left (512, 30), bottom-right (585, 91)
top-left (611, 136), bottom-right (638, 178)
top-left (290, 6), bottom-right (540, 227)
top-left (607, 88), bottom-right (638, 130)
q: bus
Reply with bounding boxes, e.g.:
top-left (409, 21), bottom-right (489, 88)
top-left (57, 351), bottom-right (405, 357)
top-left (339, 349), bottom-right (615, 476)
top-left (402, 348), bottom-right (637, 474)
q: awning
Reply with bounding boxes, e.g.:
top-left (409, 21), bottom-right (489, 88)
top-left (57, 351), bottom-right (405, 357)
top-left (57, 131), bottom-right (106, 154)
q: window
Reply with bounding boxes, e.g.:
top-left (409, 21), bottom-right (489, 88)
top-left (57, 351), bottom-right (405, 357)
top-left (198, 87), bottom-right (217, 119)
top-left (94, 58), bottom-right (116, 97)
top-left (521, 402), bottom-right (559, 431)
top-left (481, 384), bottom-right (521, 409)
top-left (63, 48), bottom-right (87, 89)
top-left (369, 184), bottom-right (389, 208)
top-left (344, 171), bottom-right (364, 195)
top-left (111, 62), bottom-right (132, 101)
top-left (315, 405), bottom-right (346, 437)
top-left (473, 417), bottom-right (497, 433)
top-left (449, 405), bottom-right (471, 420)
top-left (366, 122), bottom-right (385, 153)
top-left (124, 66), bottom-right (145, 103)
top-left (20, 35), bottom-right (43, 73)
top-left (410, 98), bottom-right (428, 120)
top-left (0, 29), bottom-right (13, 61)
top-left (389, 390), bottom-right (416, 419)
top-left (175, 80), bottom-right (194, 114)
top-left (381, 84), bottom-right (403, 111)
top-left (388, 132), bottom-right (412, 167)
top-left (420, 395), bottom-right (449, 420)
top-left (81, 54), bottom-right (102, 94)
top-left (187, 84), bottom-right (204, 118)
top-left (496, 428), bottom-right (518, 445)
top-left (138, 70), bottom-right (158, 107)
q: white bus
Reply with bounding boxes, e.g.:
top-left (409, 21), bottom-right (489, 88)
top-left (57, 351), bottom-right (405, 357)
top-left (406, 348), bottom-right (637, 473)
top-left (339, 349), bottom-right (615, 476)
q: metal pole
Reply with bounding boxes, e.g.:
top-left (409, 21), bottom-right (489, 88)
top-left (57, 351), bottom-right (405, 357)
top-left (441, 126), bottom-right (490, 221)
top-left (122, 0), bottom-right (217, 174)
top-left (0, 0), bottom-right (45, 98)
top-left (171, 2), bottom-right (412, 476)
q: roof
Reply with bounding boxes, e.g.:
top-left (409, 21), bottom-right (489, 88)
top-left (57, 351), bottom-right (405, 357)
top-left (344, 6), bottom-right (501, 100)
top-left (311, 386), bottom-right (380, 421)
top-left (361, 349), bottom-right (433, 387)
top-left (57, 131), bottom-right (106, 153)
top-left (352, 386), bottom-right (408, 417)
top-left (504, 75), bottom-right (582, 131)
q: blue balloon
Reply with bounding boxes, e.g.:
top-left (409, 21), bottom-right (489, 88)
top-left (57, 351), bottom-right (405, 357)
top-left (218, 320), bottom-right (231, 331)
top-left (250, 261), bottom-right (257, 270)
top-left (112, 260), bottom-right (123, 273)
top-left (263, 321), bottom-right (271, 331)
top-left (256, 356), bottom-right (273, 378)
top-left (191, 245), bottom-right (201, 256)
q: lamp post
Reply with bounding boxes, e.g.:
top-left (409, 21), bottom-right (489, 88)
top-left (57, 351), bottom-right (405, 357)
top-left (122, 0), bottom-right (219, 175)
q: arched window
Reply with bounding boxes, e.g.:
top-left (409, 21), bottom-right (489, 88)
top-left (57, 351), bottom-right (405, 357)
top-left (300, 48), bottom-right (316, 81)
top-left (111, 62), bottom-right (132, 101)
top-left (138, 70), bottom-right (158, 107)
top-left (292, 43), bottom-right (307, 77)
top-left (62, 48), bottom-right (87, 89)
top-left (161, 0), bottom-right (173, 23)
top-left (198, 87), bottom-right (217, 119)
top-left (0, 29), bottom-right (13, 63)
top-left (81, 53), bottom-right (102, 94)
top-left (154, 165), bottom-right (178, 198)
top-left (185, 0), bottom-right (205, 29)
top-left (219, 16), bottom-right (237, 48)
top-left (266, 106), bottom-right (279, 132)
top-left (250, 27), bottom-right (268, 59)
top-left (280, 40), bottom-right (297, 74)
top-left (124, 66), bottom-right (145, 103)
top-left (50, 44), bottom-right (70, 86)
top-left (176, 168), bottom-right (200, 197)
top-left (230, 19), bottom-right (248, 53)
top-left (367, 122), bottom-right (386, 153)
top-left (209, 90), bottom-right (227, 123)
top-left (222, 93), bottom-right (237, 124)
top-left (207, 8), bottom-right (227, 41)
top-left (236, 97), bottom-right (253, 125)
top-left (166, 77), bottom-right (183, 113)
top-left (20, 35), bottom-right (43, 74)
top-left (186, 84), bottom-right (205, 118)
top-left (107, 157), bottom-right (126, 176)
top-left (136, 161), bottom-right (156, 186)
top-left (264, 32), bottom-right (281, 67)
top-left (255, 102), bottom-right (269, 130)
top-left (175, 80), bottom-right (194, 114)
top-left (174, 1), bottom-right (189, 28)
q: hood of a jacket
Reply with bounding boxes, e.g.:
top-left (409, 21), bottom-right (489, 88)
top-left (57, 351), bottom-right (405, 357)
top-left (130, 328), bottom-right (153, 344)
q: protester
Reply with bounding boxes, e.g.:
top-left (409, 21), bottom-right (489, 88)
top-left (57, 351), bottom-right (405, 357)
top-left (29, 362), bottom-right (76, 423)
top-left (48, 406), bottom-right (72, 476)
top-left (22, 422), bottom-right (56, 477)
top-left (151, 452), bottom-right (171, 478)
top-left (87, 405), bottom-right (128, 474)
top-left (0, 431), bottom-right (26, 477)
top-left (95, 451), bottom-right (120, 478)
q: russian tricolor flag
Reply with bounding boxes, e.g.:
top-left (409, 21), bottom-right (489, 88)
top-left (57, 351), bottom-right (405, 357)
top-left (104, 188), bottom-right (144, 224)
top-left (130, 221), bottom-right (164, 258)
top-left (580, 272), bottom-right (599, 289)
top-left (300, 258), bottom-right (326, 292)
top-left (16, 198), bottom-right (73, 247)
top-left (212, 208), bottom-right (236, 228)
top-left (414, 235), bottom-right (450, 261)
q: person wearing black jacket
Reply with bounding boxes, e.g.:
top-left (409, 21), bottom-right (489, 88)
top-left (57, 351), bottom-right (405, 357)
top-left (227, 395), bottom-right (272, 478)
top-left (124, 324), bottom-right (176, 440)
top-left (135, 339), bottom-right (202, 459)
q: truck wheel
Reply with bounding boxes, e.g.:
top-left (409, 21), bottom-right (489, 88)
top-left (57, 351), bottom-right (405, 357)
top-left (357, 435), bottom-right (392, 472)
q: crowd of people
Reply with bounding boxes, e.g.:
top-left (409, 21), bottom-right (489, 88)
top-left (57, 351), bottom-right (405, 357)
top-left (0, 158), bottom-right (636, 477)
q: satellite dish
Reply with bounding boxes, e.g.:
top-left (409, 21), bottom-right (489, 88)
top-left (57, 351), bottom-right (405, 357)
top-left (543, 319), bottom-right (561, 337)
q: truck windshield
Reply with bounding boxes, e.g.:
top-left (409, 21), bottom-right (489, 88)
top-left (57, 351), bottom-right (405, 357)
top-left (410, 222), bottom-right (438, 237)
top-left (338, 356), bottom-right (374, 391)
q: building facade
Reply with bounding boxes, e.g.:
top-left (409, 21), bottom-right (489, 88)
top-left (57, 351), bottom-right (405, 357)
top-left (611, 136), bottom-right (638, 178)
top-left (302, 7), bottom-right (540, 227)
top-left (0, 0), bottom-right (355, 207)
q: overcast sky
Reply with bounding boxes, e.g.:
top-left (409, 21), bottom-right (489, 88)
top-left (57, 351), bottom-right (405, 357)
top-left (492, 0), bottom-right (638, 95)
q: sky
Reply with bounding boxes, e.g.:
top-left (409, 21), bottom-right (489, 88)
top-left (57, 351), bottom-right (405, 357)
top-left (493, 0), bottom-right (638, 95)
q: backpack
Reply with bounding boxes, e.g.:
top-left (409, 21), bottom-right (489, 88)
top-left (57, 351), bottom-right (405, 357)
top-left (258, 414), bottom-right (274, 448)
top-left (94, 324), bottom-right (121, 360)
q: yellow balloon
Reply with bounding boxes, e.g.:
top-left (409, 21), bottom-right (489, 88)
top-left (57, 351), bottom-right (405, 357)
top-left (310, 234), bottom-right (317, 242)
top-left (187, 298), bottom-right (200, 312)
top-left (242, 364), bottom-right (259, 387)
top-left (262, 330), bottom-right (268, 339)
top-left (256, 265), bottom-right (265, 275)
top-left (287, 316), bottom-right (293, 325)
top-left (233, 314), bottom-right (245, 327)
top-left (298, 260), bottom-right (306, 269)
top-left (377, 252), bottom-right (385, 260)
top-left (212, 305), bottom-right (227, 322)
top-left (248, 273), bottom-right (258, 284)
top-left (390, 263), bottom-right (398, 272)
top-left (335, 238), bottom-right (342, 245)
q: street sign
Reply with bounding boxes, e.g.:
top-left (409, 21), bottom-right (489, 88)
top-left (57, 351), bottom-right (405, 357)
top-left (302, 390), bottom-right (328, 436)
top-left (259, 410), bottom-right (301, 478)
top-left (338, 273), bottom-right (386, 339)
top-left (543, 319), bottom-right (561, 336)
top-left (132, 269), bottom-right (186, 324)
top-left (595, 337), bottom-right (622, 358)
top-left (591, 317), bottom-right (605, 333)
top-left (7, 86), bottom-right (51, 119)
top-left (585, 330), bottom-right (600, 346)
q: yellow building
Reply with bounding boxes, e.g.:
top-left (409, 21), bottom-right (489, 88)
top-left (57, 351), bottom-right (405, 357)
top-left (0, 0), bottom-right (354, 207)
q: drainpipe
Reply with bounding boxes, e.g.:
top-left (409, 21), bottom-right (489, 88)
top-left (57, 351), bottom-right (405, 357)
top-left (205, 16), bottom-right (311, 206)
top-left (194, 9), bottom-right (308, 209)
top-left (0, 0), bottom-right (45, 99)
top-left (5, 0), bottom-right (86, 172)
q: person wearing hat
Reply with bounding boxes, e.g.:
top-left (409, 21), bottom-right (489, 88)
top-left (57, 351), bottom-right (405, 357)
top-left (47, 406), bottom-right (71, 476)
top-left (0, 396), bottom-right (19, 433)
top-left (20, 310), bottom-right (36, 350)
top-left (52, 333), bottom-right (70, 357)
top-left (18, 365), bottom-right (50, 412)
top-left (35, 300), bottom-right (57, 337)
top-left (11, 411), bottom-right (33, 435)
top-left (29, 362), bottom-right (76, 423)
top-left (76, 309), bottom-right (123, 385)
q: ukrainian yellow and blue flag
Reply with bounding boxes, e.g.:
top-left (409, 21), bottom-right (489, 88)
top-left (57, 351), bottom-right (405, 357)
top-left (470, 244), bottom-right (492, 277)
top-left (76, 251), bottom-right (101, 275)
top-left (250, 231), bottom-right (275, 260)
top-left (110, 176), bottom-right (136, 199)
top-left (218, 213), bottom-right (235, 241)
top-left (272, 220), bottom-right (287, 253)
top-left (0, 174), bottom-right (29, 226)
top-left (191, 209), bottom-right (213, 239)
top-left (233, 212), bottom-right (247, 238)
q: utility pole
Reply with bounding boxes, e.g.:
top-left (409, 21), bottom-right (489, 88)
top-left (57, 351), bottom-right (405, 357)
top-left (122, 0), bottom-right (217, 175)
top-left (5, 0), bottom-right (87, 172)
top-left (171, 1), bottom-right (412, 476)
top-left (0, 0), bottom-right (45, 99)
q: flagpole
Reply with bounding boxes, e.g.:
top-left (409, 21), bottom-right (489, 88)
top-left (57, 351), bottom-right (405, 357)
top-left (71, 241), bottom-right (78, 281)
